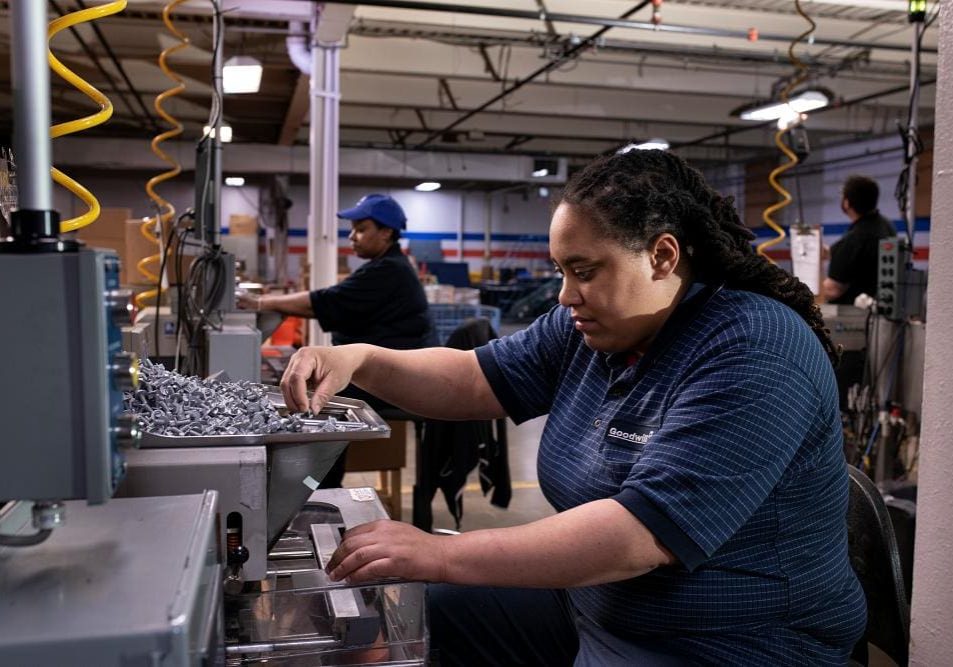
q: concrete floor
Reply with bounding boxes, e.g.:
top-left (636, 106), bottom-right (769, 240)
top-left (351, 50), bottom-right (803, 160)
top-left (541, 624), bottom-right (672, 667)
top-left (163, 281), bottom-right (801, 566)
top-left (342, 413), bottom-right (554, 532)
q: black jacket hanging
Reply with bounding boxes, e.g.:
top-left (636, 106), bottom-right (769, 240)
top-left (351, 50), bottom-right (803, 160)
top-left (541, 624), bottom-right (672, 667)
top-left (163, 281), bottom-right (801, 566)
top-left (416, 318), bottom-right (511, 531)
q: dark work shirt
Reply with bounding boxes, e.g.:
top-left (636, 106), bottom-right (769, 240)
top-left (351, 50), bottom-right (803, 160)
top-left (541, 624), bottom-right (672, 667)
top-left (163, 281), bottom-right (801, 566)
top-left (827, 210), bottom-right (896, 305)
top-left (475, 285), bottom-right (866, 665)
top-left (309, 244), bottom-right (431, 349)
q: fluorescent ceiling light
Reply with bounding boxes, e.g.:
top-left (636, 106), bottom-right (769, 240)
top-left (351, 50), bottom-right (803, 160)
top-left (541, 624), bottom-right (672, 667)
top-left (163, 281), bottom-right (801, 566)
top-left (415, 181), bottom-right (441, 192)
top-left (738, 90), bottom-right (830, 122)
top-left (225, 176), bottom-right (245, 187)
top-left (203, 124), bottom-right (232, 143)
top-left (531, 168), bottom-right (549, 178)
top-left (619, 138), bottom-right (670, 153)
top-left (223, 56), bottom-right (262, 94)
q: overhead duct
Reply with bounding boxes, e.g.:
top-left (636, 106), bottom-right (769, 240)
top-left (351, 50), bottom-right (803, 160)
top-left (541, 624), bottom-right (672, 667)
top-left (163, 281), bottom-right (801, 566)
top-left (286, 20), bottom-right (310, 75)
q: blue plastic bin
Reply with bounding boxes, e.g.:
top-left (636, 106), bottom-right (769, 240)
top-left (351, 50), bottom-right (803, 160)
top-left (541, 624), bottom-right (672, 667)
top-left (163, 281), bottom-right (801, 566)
top-left (429, 303), bottom-right (501, 345)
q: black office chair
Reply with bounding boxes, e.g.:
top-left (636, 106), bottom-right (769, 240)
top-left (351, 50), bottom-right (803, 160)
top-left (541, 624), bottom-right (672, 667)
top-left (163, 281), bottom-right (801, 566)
top-left (847, 465), bottom-right (910, 666)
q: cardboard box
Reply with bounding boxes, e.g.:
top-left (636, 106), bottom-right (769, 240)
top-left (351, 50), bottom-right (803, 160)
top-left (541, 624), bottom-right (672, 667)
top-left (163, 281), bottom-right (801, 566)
top-left (125, 218), bottom-right (197, 288)
top-left (73, 208), bottom-right (132, 282)
top-left (75, 207), bottom-right (130, 243)
top-left (344, 421), bottom-right (408, 472)
top-left (228, 214), bottom-right (258, 236)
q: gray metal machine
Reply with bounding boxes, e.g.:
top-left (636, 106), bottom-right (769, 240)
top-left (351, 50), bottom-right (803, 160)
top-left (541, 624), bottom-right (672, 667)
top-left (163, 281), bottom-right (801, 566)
top-left (0, 248), bottom-right (138, 502)
top-left (118, 394), bottom-right (390, 582)
top-left (0, 493), bottom-right (223, 666)
top-left (0, 3), bottom-right (222, 666)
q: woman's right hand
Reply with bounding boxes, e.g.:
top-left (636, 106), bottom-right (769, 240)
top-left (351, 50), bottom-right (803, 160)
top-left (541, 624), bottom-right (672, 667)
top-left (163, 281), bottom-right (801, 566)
top-left (280, 346), bottom-right (366, 413)
top-left (236, 291), bottom-right (260, 312)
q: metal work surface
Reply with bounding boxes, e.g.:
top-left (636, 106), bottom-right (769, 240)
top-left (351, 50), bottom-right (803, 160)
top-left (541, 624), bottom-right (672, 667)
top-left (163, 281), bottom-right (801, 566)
top-left (0, 493), bottom-right (221, 666)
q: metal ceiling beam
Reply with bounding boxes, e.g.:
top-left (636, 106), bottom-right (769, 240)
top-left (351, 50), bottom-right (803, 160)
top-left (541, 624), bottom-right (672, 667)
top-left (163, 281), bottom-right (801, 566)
top-left (349, 19), bottom-right (933, 76)
top-left (278, 73), bottom-right (310, 146)
top-left (323, 0), bottom-right (935, 54)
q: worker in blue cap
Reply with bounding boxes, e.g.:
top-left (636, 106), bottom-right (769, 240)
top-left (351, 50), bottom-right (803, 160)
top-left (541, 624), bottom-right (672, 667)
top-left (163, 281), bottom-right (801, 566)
top-left (239, 193), bottom-right (431, 349)
top-left (239, 193), bottom-right (433, 485)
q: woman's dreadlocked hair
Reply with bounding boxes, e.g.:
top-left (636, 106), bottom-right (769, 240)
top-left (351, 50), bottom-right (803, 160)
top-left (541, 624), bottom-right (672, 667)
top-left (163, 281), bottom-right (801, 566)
top-left (561, 149), bottom-right (839, 365)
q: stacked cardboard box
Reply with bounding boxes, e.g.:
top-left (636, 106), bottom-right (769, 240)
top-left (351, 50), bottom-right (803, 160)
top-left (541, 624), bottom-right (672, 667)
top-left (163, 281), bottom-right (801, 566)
top-left (74, 207), bottom-right (132, 283)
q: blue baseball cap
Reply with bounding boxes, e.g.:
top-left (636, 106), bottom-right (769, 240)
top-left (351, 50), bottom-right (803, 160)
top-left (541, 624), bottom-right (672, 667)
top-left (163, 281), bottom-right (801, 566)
top-left (337, 194), bottom-right (407, 230)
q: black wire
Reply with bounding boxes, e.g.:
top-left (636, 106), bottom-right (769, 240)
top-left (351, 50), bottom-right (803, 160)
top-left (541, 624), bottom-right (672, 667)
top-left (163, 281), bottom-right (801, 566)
top-left (153, 218), bottom-right (178, 359)
top-left (895, 19), bottom-right (929, 247)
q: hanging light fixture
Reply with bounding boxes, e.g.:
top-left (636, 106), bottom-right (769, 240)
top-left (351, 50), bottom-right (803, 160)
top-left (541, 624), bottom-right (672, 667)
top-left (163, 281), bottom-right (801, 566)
top-left (732, 89), bottom-right (831, 123)
top-left (223, 56), bottom-right (262, 94)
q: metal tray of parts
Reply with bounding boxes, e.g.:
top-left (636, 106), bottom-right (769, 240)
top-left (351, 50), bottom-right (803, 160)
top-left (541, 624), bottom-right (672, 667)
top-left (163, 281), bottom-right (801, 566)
top-left (263, 392), bottom-right (391, 444)
top-left (138, 394), bottom-right (389, 449)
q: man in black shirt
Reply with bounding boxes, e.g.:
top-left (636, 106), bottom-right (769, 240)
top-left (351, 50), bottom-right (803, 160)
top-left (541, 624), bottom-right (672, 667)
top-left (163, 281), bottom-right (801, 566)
top-left (822, 175), bottom-right (896, 305)
top-left (239, 193), bottom-right (433, 485)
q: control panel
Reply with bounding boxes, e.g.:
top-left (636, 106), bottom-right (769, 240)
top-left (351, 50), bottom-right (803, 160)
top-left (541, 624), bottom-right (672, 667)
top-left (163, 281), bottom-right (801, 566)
top-left (0, 247), bottom-right (140, 502)
top-left (877, 237), bottom-right (927, 322)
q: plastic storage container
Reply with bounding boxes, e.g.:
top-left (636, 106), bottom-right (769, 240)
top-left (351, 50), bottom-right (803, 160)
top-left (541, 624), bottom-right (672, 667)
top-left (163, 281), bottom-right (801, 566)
top-left (429, 303), bottom-right (501, 345)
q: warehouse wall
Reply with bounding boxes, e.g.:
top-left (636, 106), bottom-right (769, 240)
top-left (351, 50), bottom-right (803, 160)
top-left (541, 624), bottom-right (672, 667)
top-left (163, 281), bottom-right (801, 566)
top-left (57, 130), bottom-right (930, 285)
top-left (740, 132), bottom-right (931, 270)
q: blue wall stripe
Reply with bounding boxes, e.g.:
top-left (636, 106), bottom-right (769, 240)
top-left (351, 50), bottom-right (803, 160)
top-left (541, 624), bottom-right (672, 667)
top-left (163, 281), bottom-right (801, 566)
top-left (273, 219), bottom-right (931, 242)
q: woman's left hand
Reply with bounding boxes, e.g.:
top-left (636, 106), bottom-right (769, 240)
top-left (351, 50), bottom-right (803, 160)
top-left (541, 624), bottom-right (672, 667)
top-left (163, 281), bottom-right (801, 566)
top-left (324, 519), bottom-right (449, 584)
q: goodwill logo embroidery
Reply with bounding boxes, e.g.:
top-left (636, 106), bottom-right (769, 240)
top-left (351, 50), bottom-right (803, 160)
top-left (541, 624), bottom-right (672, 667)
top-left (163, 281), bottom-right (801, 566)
top-left (607, 426), bottom-right (655, 445)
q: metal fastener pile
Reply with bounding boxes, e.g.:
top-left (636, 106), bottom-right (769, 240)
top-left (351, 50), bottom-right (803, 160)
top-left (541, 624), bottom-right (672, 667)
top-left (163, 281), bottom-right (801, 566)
top-left (124, 359), bottom-right (329, 437)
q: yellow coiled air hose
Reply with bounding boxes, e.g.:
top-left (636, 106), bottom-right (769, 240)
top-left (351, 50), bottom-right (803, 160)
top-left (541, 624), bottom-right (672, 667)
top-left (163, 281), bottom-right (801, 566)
top-left (136, 0), bottom-right (189, 310)
top-left (48, 0), bottom-right (127, 233)
top-left (756, 0), bottom-right (816, 261)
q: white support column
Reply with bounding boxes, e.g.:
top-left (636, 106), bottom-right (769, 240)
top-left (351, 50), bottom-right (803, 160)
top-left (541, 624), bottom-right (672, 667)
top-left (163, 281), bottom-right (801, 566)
top-left (910, 3), bottom-right (953, 665)
top-left (307, 4), bottom-right (341, 347)
top-left (458, 195), bottom-right (465, 262)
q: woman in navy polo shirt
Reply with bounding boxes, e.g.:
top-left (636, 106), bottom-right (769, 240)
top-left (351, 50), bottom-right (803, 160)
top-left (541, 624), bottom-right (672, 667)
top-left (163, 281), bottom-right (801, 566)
top-left (281, 150), bottom-right (866, 666)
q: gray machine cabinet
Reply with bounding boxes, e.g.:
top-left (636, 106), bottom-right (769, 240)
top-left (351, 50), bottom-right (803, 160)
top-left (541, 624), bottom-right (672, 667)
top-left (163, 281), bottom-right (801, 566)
top-left (0, 493), bottom-right (222, 666)
top-left (118, 446), bottom-right (270, 581)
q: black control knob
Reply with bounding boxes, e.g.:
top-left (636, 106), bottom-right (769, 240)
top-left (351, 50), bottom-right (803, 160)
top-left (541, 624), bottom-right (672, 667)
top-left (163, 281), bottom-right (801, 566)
top-left (105, 289), bottom-right (134, 326)
top-left (227, 544), bottom-right (250, 566)
top-left (110, 351), bottom-right (139, 391)
top-left (112, 413), bottom-right (141, 449)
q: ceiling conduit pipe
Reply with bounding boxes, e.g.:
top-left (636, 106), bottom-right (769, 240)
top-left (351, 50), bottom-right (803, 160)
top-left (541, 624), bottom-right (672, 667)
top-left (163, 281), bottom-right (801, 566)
top-left (321, 0), bottom-right (935, 54)
top-left (414, 0), bottom-right (653, 148)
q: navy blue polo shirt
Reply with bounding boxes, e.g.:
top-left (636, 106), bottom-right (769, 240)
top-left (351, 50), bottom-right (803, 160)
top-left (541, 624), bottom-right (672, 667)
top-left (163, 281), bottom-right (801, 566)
top-left (309, 243), bottom-right (432, 349)
top-left (475, 285), bottom-right (866, 665)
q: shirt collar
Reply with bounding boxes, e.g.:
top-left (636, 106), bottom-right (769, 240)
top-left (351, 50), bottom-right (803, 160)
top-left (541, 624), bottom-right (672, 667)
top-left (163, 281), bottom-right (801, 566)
top-left (605, 281), bottom-right (721, 369)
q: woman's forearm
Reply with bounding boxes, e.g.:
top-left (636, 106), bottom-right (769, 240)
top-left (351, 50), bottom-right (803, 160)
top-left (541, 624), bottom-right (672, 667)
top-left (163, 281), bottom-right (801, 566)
top-left (350, 345), bottom-right (506, 420)
top-left (260, 291), bottom-right (314, 317)
top-left (441, 499), bottom-right (675, 588)
top-left (281, 344), bottom-right (506, 419)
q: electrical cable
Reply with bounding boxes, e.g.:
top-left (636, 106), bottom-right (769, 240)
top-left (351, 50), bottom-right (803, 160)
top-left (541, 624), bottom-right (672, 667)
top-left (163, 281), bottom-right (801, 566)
top-left (0, 529), bottom-right (52, 548)
top-left (136, 0), bottom-right (190, 311)
top-left (894, 10), bottom-right (930, 248)
top-left (756, 0), bottom-right (815, 262)
top-left (47, 0), bottom-right (127, 233)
